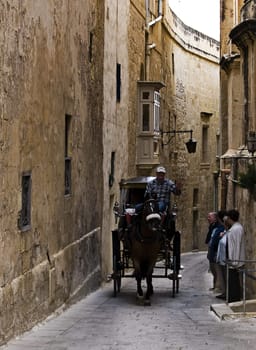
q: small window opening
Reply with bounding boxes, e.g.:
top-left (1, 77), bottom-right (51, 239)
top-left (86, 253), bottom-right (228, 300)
top-left (65, 114), bottom-right (72, 195)
top-left (109, 151), bottom-right (115, 187)
top-left (202, 125), bottom-right (209, 163)
top-left (172, 53), bottom-right (175, 75)
top-left (142, 104), bottom-right (150, 131)
top-left (193, 188), bottom-right (199, 207)
top-left (89, 32), bottom-right (93, 62)
top-left (116, 63), bottom-right (121, 102)
top-left (19, 172), bottom-right (32, 231)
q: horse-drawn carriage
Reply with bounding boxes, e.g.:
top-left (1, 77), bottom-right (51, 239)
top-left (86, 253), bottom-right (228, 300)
top-left (112, 176), bottom-right (182, 305)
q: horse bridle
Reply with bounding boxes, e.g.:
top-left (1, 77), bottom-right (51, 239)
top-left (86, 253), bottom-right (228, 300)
top-left (134, 199), bottom-right (162, 243)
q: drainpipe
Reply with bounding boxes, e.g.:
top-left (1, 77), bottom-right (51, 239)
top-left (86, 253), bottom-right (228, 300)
top-left (148, 0), bottom-right (162, 27)
top-left (145, 0), bottom-right (163, 80)
top-left (145, 0), bottom-right (150, 26)
top-left (148, 15), bottom-right (162, 27)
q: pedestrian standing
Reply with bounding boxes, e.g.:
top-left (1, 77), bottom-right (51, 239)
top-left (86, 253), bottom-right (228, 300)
top-left (225, 209), bottom-right (245, 302)
top-left (216, 209), bottom-right (245, 302)
top-left (205, 212), bottom-right (219, 290)
top-left (208, 210), bottom-right (227, 293)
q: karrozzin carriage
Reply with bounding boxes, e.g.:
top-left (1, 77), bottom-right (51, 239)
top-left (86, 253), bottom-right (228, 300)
top-left (111, 176), bottom-right (182, 305)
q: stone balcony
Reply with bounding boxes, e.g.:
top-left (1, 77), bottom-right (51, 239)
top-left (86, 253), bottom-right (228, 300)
top-left (241, 0), bottom-right (256, 21)
top-left (230, 0), bottom-right (256, 49)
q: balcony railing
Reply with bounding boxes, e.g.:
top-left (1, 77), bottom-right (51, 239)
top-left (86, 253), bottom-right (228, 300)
top-left (226, 259), bottom-right (256, 314)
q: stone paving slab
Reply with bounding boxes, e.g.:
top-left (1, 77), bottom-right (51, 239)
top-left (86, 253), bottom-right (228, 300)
top-left (2, 252), bottom-right (256, 350)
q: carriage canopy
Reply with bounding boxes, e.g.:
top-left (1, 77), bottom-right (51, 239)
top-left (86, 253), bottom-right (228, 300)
top-left (119, 176), bottom-right (155, 214)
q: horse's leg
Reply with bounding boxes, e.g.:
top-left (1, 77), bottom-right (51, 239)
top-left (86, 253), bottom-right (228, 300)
top-left (144, 264), bottom-right (154, 306)
top-left (144, 273), bottom-right (153, 306)
top-left (133, 261), bottom-right (143, 299)
top-left (136, 274), bottom-right (143, 299)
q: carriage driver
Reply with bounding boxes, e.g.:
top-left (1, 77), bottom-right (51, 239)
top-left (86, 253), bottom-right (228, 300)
top-left (144, 166), bottom-right (181, 214)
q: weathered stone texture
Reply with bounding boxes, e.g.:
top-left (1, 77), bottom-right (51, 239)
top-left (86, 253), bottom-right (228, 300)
top-left (220, 0), bottom-right (256, 298)
top-left (128, 1), bottom-right (146, 174)
top-left (0, 0), bottom-right (221, 344)
top-left (0, 0), bottom-right (103, 344)
top-left (123, 1), bottom-right (219, 251)
top-left (158, 5), bottom-right (220, 251)
top-left (101, 0), bottom-right (130, 278)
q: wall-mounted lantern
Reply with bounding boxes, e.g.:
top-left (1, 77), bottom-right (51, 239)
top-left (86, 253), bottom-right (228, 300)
top-left (247, 131), bottom-right (256, 156)
top-left (161, 129), bottom-right (197, 153)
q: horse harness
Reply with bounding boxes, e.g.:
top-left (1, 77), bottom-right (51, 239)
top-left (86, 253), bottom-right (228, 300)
top-left (132, 209), bottom-right (163, 244)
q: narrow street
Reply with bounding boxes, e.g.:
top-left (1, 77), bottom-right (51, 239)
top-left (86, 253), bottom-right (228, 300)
top-left (2, 251), bottom-right (256, 350)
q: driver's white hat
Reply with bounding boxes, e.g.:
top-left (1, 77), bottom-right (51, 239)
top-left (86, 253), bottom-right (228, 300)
top-left (156, 166), bottom-right (166, 173)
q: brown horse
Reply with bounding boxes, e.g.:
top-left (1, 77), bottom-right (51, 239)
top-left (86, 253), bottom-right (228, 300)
top-left (130, 199), bottom-right (163, 305)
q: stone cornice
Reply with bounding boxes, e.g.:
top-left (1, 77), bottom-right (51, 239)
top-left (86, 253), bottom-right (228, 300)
top-left (230, 19), bottom-right (256, 49)
top-left (220, 53), bottom-right (240, 73)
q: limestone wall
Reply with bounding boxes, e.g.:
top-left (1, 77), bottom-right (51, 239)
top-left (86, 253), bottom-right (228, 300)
top-left (0, 0), bottom-right (222, 343)
top-left (157, 4), bottom-right (220, 251)
top-left (101, 0), bottom-right (130, 278)
top-left (125, 1), bottom-right (220, 251)
top-left (0, 0), bottom-right (104, 343)
top-left (220, 0), bottom-right (256, 298)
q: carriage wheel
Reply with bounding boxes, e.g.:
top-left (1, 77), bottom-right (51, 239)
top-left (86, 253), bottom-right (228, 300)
top-left (170, 231), bottom-right (181, 297)
top-left (172, 256), bottom-right (176, 298)
top-left (112, 229), bottom-right (122, 297)
top-left (113, 255), bottom-right (117, 297)
top-left (113, 255), bottom-right (121, 296)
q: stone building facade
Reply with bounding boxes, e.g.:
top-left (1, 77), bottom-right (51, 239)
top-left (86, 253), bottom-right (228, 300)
top-left (125, 1), bottom-right (220, 252)
top-left (101, 0), bottom-right (130, 282)
top-left (220, 0), bottom-right (256, 298)
top-left (161, 7), bottom-right (220, 251)
top-left (0, 0), bottom-right (104, 343)
top-left (0, 0), bottom-right (220, 343)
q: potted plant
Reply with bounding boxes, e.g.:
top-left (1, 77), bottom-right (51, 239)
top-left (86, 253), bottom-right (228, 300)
top-left (239, 163), bottom-right (256, 199)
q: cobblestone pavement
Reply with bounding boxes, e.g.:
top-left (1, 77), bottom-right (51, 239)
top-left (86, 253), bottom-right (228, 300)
top-left (2, 251), bottom-right (256, 350)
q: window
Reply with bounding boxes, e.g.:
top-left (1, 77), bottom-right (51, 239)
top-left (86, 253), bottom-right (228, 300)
top-left (116, 63), bottom-right (121, 102)
top-left (137, 81), bottom-right (164, 167)
top-left (202, 125), bottom-right (209, 163)
top-left (65, 158), bottom-right (71, 195)
top-left (89, 32), bottom-right (93, 62)
top-left (140, 91), bottom-right (160, 132)
top-left (153, 140), bottom-right (159, 155)
top-left (109, 151), bottom-right (115, 187)
top-left (142, 104), bottom-right (150, 131)
top-left (19, 172), bottom-right (32, 231)
top-left (216, 133), bottom-right (220, 157)
top-left (65, 114), bottom-right (72, 195)
top-left (153, 91), bottom-right (160, 132)
top-left (193, 188), bottom-right (199, 207)
top-left (201, 112), bottom-right (213, 119)
top-left (142, 91), bottom-right (150, 100)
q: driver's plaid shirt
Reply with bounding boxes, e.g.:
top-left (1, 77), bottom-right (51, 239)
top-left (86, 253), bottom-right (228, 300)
top-left (145, 178), bottom-right (176, 204)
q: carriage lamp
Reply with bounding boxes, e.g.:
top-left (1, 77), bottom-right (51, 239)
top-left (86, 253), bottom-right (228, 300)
top-left (161, 129), bottom-right (197, 153)
top-left (247, 131), bottom-right (256, 156)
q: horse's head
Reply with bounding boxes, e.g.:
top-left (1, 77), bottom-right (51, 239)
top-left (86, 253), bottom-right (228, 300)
top-left (142, 199), bottom-right (161, 231)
